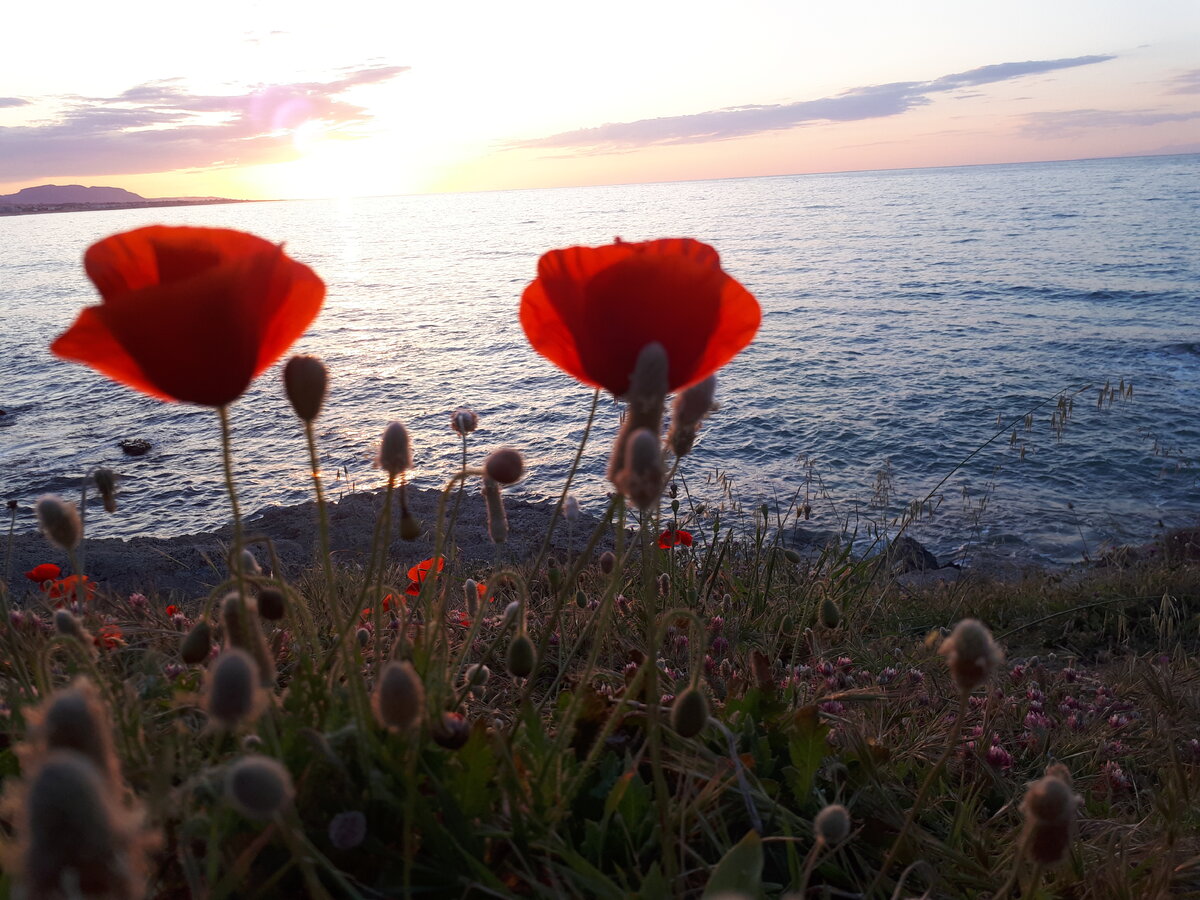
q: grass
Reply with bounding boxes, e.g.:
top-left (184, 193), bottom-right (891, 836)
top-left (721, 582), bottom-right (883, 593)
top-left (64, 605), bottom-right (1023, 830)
top-left (1, 403), bottom-right (1198, 900)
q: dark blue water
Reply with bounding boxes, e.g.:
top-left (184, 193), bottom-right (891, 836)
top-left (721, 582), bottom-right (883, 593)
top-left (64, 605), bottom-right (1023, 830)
top-left (1, 154), bottom-right (1197, 564)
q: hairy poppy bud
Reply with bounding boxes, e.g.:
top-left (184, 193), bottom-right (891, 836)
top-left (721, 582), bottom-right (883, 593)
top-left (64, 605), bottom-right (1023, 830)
top-left (783, 548), bottom-right (802, 564)
top-left (940, 619), bottom-right (1002, 695)
top-left (464, 663), bottom-right (491, 687)
top-left (575, 589), bottom-right (588, 609)
top-left (482, 477), bottom-right (508, 544)
top-left (820, 598), bottom-right (841, 629)
top-left (614, 428), bottom-right (664, 511)
top-left (606, 343), bottom-right (669, 482)
top-left (220, 592), bottom-right (275, 686)
top-left (399, 511), bottom-right (422, 541)
top-left (507, 632), bottom-right (536, 678)
top-left (813, 804), bottom-right (851, 845)
top-left (378, 422), bottom-right (412, 476)
top-left (33, 679), bottom-right (121, 789)
top-left (328, 810), bottom-right (367, 850)
top-left (373, 660), bottom-right (425, 732)
top-left (1021, 764), bottom-right (1079, 866)
top-left (599, 551), bottom-right (616, 575)
top-left (451, 407), bottom-right (478, 435)
top-left (256, 588), bottom-right (286, 621)
top-left (283, 355), bottom-right (327, 422)
top-left (484, 448), bottom-right (525, 485)
top-left (20, 750), bottom-right (141, 900)
top-left (356, 627), bottom-right (371, 648)
top-left (671, 686), bottom-right (709, 738)
top-left (226, 755), bottom-right (294, 821)
top-left (239, 549), bottom-right (262, 576)
top-left (432, 711), bottom-right (471, 750)
top-left (667, 375), bottom-right (716, 457)
top-left (36, 494), bottom-right (81, 551)
top-left (53, 609), bottom-right (83, 638)
top-left (205, 649), bottom-right (263, 729)
top-left (93, 468), bottom-right (118, 513)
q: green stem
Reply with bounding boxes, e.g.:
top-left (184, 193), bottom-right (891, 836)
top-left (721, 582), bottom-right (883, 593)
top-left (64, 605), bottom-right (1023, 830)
top-left (218, 406), bottom-right (246, 600)
top-left (305, 420), bottom-right (338, 617)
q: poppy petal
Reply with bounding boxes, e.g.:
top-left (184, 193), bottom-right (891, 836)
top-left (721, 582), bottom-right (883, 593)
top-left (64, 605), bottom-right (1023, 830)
top-left (51, 307), bottom-right (174, 402)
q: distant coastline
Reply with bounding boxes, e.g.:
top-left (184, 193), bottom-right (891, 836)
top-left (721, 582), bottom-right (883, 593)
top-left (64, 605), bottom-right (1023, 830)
top-left (0, 198), bottom-right (263, 218)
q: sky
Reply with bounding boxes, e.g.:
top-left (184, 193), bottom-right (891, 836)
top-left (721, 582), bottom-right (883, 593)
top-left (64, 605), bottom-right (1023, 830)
top-left (1, 0), bottom-right (1198, 200)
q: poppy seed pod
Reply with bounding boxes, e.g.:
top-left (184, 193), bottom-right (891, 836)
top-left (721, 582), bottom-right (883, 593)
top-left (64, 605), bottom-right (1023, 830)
top-left (283, 354), bottom-right (327, 422)
top-left (19, 750), bottom-right (141, 900)
top-left (940, 618), bottom-right (1002, 695)
top-left (671, 686), bottom-right (710, 738)
top-left (667, 375), bottom-right (717, 457)
top-left (36, 494), bottom-right (81, 551)
top-left (614, 428), bottom-right (665, 511)
top-left (599, 551), bottom-right (616, 575)
top-left (180, 620), bottom-right (213, 664)
top-left (226, 755), bottom-right (294, 821)
top-left (34, 679), bottom-right (121, 789)
top-left (484, 448), bottom-right (525, 485)
top-left (482, 477), bottom-right (508, 544)
top-left (813, 804), bottom-right (851, 846)
top-left (451, 407), bottom-right (478, 435)
top-left (378, 422), bottom-right (412, 476)
top-left (373, 660), bottom-right (425, 732)
top-left (507, 632), bottom-right (536, 679)
top-left (93, 468), bottom-right (118, 513)
top-left (205, 648), bottom-right (264, 729)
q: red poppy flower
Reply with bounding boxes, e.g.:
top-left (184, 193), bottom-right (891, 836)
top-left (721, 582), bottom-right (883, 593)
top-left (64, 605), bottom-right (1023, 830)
top-left (94, 624), bottom-right (125, 649)
top-left (405, 557), bottom-right (445, 595)
top-left (165, 604), bottom-right (179, 617)
top-left (520, 238), bottom-right (759, 396)
top-left (657, 528), bottom-right (694, 549)
top-left (51, 225), bottom-right (325, 407)
top-left (46, 574), bottom-right (96, 600)
top-left (25, 563), bottom-right (62, 583)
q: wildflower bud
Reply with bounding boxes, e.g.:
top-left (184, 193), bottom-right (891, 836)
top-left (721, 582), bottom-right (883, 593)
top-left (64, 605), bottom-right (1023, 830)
top-left (239, 549), bottom-right (262, 576)
top-left (36, 494), bottom-right (81, 550)
top-left (813, 804), bottom-right (851, 846)
top-left (34, 679), bottom-right (120, 789)
top-left (671, 686), bottom-right (709, 738)
top-left (614, 428), bottom-right (665, 511)
top-left (575, 589), bottom-right (588, 609)
top-left (599, 551), bottom-right (616, 575)
top-left (464, 579), bottom-right (480, 617)
top-left (464, 663), bottom-right (491, 687)
top-left (484, 448), bottom-right (525, 485)
top-left (432, 711), bottom-right (471, 750)
top-left (226, 755), bottom-right (294, 821)
top-left (328, 810), bottom-right (368, 850)
top-left (750, 649), bottom-right (773, 692)
top-left (451, 407), bottom-right (478, 435)
top-left (399, 511), bottom-right (422, 541)
top-left (940, 619), bottom-right (1002, 695)
top-left (283, 355), bottom-right (327, 422)
top-left (378, 422), bottom-right (412, 476)
top-left (356, 627), bottom-right (371, 648)
top-left (93, 468), bottom-right (118, 513)
top-left (20, 750), bottom-right (139, 900)
top-left (373, 660), bottom-right (425, 732)
top-left (657, 573), bottom-right (670, 596)
top-left (205, 649), bottom-right (263, 729)
top-left (1021, 764), bottom-right (1080, 866)
top-left (626, 342), bottom-right (669, 409)
top-left (548, 563), bottom-right (562, 591)
top-left (565, 495), bottom-right (580, 520)
top-left (507, 632), bottom-right (536, 678)
top-left (820, 598), bottom-right (841, 629)
top-left (53, 609), bottom-right (85, 639)
top-left (242, 734), bottom-right (264, 750)
top-left (783, 548), bottom-right (802, 564)
top-left (502, 600), bottom-right (521, 627)
top-left (256, 588), bottom-right (286, 621)
top-left (221, 592), bottom-right (275, 686)
top-left (482, 477), bottom-right (508, 544)
top-left (667, 375), bottom-right (717, 457)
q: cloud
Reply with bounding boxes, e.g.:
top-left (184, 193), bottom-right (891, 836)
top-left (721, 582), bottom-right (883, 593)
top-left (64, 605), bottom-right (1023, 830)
top-left (1166, 69), bottom-right (1200, 95)
top-left (0, 65), bottom-right (409, 182)
top-left (511, 54), bottom-right (1116, 153)
top-left (1022, 107), bottom-right (1200, 137)
top-left (0, 97), bottom-right (29, 108)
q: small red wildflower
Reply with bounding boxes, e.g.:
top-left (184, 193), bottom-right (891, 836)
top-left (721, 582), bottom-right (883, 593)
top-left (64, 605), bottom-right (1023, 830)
top-left (25, 563), bottom-right (62, 583)
top-left (405, 557), bottom-right (445, 594)
top-left (46, 574), bottom-right (96, 600)
top-left (657, 529), bottom-right (694, 549)
top-left (94, 624), bottom-right (125, 649)
top-left (165, 604), bottom-right (179, 616)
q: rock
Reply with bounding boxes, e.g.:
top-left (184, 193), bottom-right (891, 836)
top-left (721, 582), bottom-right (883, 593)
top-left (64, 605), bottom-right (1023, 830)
top-left (887, 535), bottom-right (939, 574)
top-left (118, 439), bottom-right (152, 457)
top-left (1163, 527), bottom-right (1200, 565)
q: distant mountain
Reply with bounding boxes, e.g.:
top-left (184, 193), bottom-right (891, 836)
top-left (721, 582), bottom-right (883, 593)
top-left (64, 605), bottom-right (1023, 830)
top-left (0, 184), bottom-right (146, 204)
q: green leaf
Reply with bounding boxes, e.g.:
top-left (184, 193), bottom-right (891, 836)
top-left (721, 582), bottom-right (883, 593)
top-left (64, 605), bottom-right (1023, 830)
top-left (785, 705), bottom-right (829, 805)
top-left (702, 830), bottom-right (764, 899)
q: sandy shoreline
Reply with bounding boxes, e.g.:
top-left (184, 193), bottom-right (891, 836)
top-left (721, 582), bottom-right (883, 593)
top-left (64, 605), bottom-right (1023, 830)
top-left (4, 485), bottom-right (609, 600)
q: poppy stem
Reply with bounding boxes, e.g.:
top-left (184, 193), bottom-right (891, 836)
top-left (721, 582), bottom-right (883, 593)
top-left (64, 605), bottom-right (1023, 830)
top-left (4, 502), bottom-right (15, 586)
top-left (304, 419), bottom-right (337, 617)
top-left (218, 406), bottom-right (246, 598)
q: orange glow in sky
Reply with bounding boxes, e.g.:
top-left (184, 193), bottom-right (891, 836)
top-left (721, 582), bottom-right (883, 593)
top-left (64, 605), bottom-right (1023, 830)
top-left (1, 0), bottom-right (1197, 199)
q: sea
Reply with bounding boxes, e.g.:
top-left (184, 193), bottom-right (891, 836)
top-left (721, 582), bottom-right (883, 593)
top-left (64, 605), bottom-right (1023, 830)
top-left (2, 154), bottom-right (1198, 566)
